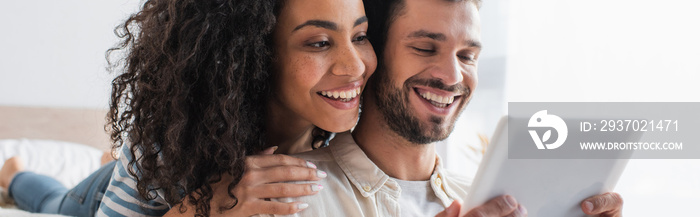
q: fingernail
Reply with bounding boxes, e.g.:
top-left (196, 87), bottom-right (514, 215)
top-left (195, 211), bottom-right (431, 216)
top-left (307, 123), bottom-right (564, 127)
top-left (306, 161), bottom-right (317, 169)
top-left (583, 201), bottom-right (594, 212)
top-left (311, 184), bottom-right (323, 192)
top-left (297, 203), bottom-right (309, 210)
top-left (518, 205), bottom-right (528, 215)
top-left (271, 146), bottom-right (279, 152)
top-left (316, 170), bottom-right (327, 178)
top-left (505, 195), bottom-right (517, 208)
top-left (446, 202), bottom-right (456, 215)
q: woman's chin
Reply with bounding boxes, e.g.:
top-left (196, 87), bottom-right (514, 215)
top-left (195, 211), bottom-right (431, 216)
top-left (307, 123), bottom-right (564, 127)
top-left (315, 114), bottom-right (359, 133)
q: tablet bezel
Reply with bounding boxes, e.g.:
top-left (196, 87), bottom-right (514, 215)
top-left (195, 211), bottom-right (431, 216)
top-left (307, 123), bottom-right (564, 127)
top-left (463, 116), bottom-right (637, 217)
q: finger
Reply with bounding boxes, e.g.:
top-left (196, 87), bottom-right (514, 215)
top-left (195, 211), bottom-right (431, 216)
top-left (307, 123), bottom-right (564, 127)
top-left (581, 192), bottom-right (623, 215)
top-left (434, 201), bottom-right (461, 217)
top-left (464, 195), bottom-right (519, 217)
top-left (503, 205), bottom-right (528, 217)
top-left (246, 154), bottom-right (316, 169)
top-left (254, 201), bottom-right (310, 215)
top-left (259, 146), bottom-right (279, 155)
top-left (254, 165), bottom-right (327, 183)
top-left (253, 183), bottom-right (323, 198)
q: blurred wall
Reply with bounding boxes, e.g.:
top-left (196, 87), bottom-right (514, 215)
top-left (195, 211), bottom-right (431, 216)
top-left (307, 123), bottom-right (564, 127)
top-left (0, 0), bottom-right (141, 109)
top-left (506, 0), bottom-right (700, 102)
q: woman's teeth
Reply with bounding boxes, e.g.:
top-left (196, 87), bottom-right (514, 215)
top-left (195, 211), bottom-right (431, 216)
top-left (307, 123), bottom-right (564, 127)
top-left (420, 92), bottom-right (454, 108)
top-left (320, 87), bottom-right (361, 102)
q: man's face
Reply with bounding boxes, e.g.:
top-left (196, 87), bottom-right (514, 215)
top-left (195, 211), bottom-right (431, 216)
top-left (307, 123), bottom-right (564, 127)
top-left (374, 0), bottom-right (481, 144)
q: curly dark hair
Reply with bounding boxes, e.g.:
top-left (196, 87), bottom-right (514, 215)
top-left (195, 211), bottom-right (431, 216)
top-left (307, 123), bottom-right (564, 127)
top-left (106, 0), bottom-right (280, 216)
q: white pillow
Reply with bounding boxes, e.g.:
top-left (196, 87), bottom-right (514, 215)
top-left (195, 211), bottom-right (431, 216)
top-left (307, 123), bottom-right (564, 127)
top-left (0, 139), bottom-right (103, 188)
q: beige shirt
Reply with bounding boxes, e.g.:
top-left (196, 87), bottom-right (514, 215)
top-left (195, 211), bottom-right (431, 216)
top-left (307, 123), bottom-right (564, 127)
top-left (263, 132), bottom-right (472, 217)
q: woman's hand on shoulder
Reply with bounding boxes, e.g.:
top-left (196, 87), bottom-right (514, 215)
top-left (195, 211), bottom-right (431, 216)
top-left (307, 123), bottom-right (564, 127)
top-left (165, 146), bottom-right (326, 217)
top-left (227, 146), bottom-right (326, 215)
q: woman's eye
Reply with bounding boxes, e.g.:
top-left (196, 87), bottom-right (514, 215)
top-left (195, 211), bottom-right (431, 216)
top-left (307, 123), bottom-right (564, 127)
top-left (352, 34), bottom-right (369, 45)
top-left (353, 35), bottom-right (368, 42)
top-left (309, 41), bottom-right (331, 48)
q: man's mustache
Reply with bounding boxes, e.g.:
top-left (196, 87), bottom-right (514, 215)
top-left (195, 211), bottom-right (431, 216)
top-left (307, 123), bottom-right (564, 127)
top-left (405, 78), bottom-right (470, 96)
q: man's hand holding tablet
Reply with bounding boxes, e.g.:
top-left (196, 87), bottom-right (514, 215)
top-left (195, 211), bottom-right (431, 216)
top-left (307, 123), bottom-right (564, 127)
top-left (435, 193), bottom-right (623, 217)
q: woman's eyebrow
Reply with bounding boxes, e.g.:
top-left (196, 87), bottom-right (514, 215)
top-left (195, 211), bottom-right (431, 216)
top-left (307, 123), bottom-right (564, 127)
top-left (354, 16), bottom-right (368, 27)
top-left (293, 20), bottom-right (337, 31)
top-left (292, 16), bottom-right (368, 32)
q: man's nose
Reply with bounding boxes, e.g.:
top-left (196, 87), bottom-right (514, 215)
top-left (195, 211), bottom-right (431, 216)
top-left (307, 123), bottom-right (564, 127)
top-left (429, 55), bottom-right (464, 86)
top-left (330, 43), bottom-right (366, 78)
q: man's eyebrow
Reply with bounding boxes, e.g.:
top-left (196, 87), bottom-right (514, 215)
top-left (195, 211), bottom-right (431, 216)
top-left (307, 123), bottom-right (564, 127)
top-left (466, 39), bottom-right (482, 49)
top-left (408, 30), bottom-right (482, 49)
top-left (407, 30), bottom-right (446, 41)
top-left (293, 20), bottom-right (338, 32)
top-left (354, 16), bottom-right (368, 27)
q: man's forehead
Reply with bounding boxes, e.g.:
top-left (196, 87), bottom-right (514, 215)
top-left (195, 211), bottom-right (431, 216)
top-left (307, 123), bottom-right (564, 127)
top-left (395, 0), bottom-right (481, 43)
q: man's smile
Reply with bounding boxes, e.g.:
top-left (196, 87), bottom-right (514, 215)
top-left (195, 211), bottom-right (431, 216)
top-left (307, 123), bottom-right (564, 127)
top-left (412, 86), bottom-right (463, 114)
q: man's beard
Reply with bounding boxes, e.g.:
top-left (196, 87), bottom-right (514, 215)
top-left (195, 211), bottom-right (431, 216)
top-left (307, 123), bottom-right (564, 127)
top-left (372, 70), bottom-right (470, 145)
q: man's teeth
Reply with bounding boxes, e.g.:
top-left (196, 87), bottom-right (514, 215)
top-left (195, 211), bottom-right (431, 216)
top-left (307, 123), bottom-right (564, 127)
top-left (321, 87), bottom-right (362, 101)
top-left (420, 92), bottom-right (455, 107)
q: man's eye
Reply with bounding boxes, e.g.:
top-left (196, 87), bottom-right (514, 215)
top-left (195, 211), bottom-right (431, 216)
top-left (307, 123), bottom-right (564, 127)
top-left (458, 55), bottom-right (473, 61)
top-left (458, 54), bottom-right (477, 64)
top-left (309, 41), bottom-right (331, 48)
top-left (411, 47), bottom-right (435, 54)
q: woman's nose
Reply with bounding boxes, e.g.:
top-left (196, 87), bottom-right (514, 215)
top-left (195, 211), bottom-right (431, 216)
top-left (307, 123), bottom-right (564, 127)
top-left (330, 43), bottom-right (366, 78)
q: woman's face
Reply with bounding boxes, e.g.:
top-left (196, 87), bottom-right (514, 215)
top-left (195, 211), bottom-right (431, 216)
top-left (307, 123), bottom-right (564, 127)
top-left (272, 0), bottom-right (377, 132)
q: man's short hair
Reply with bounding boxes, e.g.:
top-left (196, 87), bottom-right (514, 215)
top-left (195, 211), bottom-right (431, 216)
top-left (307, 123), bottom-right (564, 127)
top-left (363, 0), bottom-right (481, 62)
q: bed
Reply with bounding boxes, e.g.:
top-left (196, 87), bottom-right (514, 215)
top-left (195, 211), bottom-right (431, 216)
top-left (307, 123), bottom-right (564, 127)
top-left (0, 105), bottom-right (111, 216)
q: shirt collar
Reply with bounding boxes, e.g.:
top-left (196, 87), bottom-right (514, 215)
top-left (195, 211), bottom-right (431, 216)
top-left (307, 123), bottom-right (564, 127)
top-left (329, 132), bottom-right (460, 203)
top-left (431, 156), bottom-right (462, 206)
top-left (330, 132), bottom-right (390, 197)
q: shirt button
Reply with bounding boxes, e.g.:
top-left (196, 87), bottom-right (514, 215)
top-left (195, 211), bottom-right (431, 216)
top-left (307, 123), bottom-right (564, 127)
top-left (363, 186), bottom-right (371, 192)
top-left (435, 177), bottom-right (442, 186)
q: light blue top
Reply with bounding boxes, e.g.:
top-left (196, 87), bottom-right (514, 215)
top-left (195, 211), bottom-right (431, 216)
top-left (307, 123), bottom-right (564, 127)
top-left (97, 145), bottom-right (170, 217)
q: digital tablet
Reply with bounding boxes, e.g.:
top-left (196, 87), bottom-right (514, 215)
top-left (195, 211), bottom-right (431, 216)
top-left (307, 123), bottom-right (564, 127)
top-left (463, 116), bottom-right (641, 217)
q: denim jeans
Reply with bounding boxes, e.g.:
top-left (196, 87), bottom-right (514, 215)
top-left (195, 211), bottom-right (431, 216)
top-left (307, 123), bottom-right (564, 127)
top-left (9, 161), bottom-right (116, 217)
